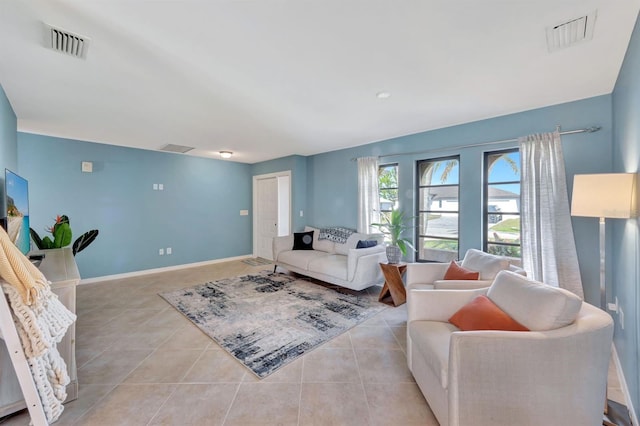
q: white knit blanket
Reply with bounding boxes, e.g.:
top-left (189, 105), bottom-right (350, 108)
top-left (2, 282), bottom-right (76, 423)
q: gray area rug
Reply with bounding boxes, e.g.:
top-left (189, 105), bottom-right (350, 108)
top-left (159, 272), bottom-right (385, 378)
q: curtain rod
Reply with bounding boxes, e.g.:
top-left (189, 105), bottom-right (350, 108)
top-left (351, 126), bottom-right (602, 162)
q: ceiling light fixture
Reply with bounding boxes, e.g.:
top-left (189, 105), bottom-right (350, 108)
top-left (219, 151), bottom-right (233, 159)
top-left (376, 91), bottom-right (391, 99)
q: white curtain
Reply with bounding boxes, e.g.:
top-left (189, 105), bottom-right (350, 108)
top-left (357, 156), bottom-right (380, 234)
top-left (519, 131), bottom-right (584, 298)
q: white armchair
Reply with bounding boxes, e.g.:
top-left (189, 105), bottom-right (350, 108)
top-left (406, 249), bottom-right (525, 290)
top-left (407, 270), bottom-right (614, 426)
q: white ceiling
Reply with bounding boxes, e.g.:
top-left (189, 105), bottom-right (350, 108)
top-left (1, 1), bottom-right (639, 164)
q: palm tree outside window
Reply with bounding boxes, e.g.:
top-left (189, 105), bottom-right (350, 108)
top-left (484, 149), bottom-right (521, 258)
top-left (416, 156), bottom-right (460, 262)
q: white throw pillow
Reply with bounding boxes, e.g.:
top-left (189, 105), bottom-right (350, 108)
top-left (461, 249), bottom-right (510, 280)
top-left (487, 270), bottom-right (583, 331)
top-left (305, 226), bottom-right (335, 253)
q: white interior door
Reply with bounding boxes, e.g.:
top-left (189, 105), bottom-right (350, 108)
top-left (253, 171), bottom-right (291, 260)
top-left (256, 177), bottom-right (278, 260)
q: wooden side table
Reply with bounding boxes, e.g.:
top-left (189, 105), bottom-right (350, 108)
top-left (378, 263), bottom-right (407, 307)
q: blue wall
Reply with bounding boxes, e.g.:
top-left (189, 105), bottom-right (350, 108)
top-left (612, 10), bottom-right (640, 419)
top-left (0, 85), bottom-right (17, 180)
top-left (306, 95), bottom-right (613, 306)
top-left (18, 134), bottom-right (253, 278)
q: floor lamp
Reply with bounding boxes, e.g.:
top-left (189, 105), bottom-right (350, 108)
top-left (571, 173), bottom-right (638, 309)
top-left (571, 173), bottom-right (638, 426)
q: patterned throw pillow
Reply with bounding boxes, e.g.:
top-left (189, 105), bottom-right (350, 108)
top-left (292, 231), bottom-right (314, 250)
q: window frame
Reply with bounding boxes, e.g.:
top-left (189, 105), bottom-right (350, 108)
top-left (415, 155), bottom-right (460, 262)
top-left (483, 148), bottom-right (521, 258)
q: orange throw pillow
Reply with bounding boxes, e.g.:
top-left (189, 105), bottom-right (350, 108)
top-left (443, 261), bottom-right (480, 280)
top-left (449, 295), bottom-right (529, 331)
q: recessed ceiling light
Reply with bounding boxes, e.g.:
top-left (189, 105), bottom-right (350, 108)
top-left (376, 91), bottom-right (391, 99)
top-left (219, 151), bottom-right (233, 159)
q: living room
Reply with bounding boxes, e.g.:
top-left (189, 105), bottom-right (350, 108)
top-left (0, 1), bottom-right (639, 424)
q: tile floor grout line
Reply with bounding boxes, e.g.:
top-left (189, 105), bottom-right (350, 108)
top-left (69, 383), bottom-right (119, 426)
top-left (220, 381), bottom-right (243, 425)
top-left (144, 383), bottom-right (180, 426)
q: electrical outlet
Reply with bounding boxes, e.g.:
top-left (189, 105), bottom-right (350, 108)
top-left (153, 184), bottom-right (158, 190)
top-left (619, 307), bottom-right (624, 330)
top-left (166, 247), bottom-right (172, 255)
top-left (159, 184), bottom-right (164, 191)
top-left (159, 248), bottom-right (164, 256)
top-left (300, 210), bottom-right (304, 217)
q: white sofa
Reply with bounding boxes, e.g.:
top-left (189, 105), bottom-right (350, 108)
top-left (272, 226), bottom-right (386, 291)
top-left (407, 270), bottom-right (614, 426)
top-left (406, 249), bottom-right (525, 290)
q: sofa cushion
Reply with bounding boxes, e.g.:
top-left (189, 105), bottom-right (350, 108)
top-left (443, 261), bottom-right (480, 280)
top-left (335, 232), bottom-right (368, 255)
top-left (409, 320), bottom-right (458, 389)
top-left (305, 226), bottom-right (335, 253)
top-left (278, 250), bottom-right (329, 270)
top-left (308, 255), bottom-right (348, 280)
top-left (487, 270), bottom-right (583, 331)
top-left (461, 249), bottom-right (510, 280)
top-left (448, 295), bottom-right (529, 331)
top-left (293, 231), bottom-right (314, 250)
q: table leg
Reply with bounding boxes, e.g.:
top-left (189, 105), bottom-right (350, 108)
top-left (378, 263), bottom-right (407, 307)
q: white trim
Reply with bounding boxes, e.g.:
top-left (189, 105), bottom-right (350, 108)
top-left (78, 254), bottom-right (252, 285)
top-left (611, 344), bottom-right (638, 425)
top-left (252, 170), bottom-right (292, 258)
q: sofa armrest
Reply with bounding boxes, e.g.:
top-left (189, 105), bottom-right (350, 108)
top-left (346, 246), bottom-right (385, 282)
top-left (433, 279), bottom-right (492, 290)
top-left (272, 235), bottom-right (294, 261)
top-left (447, 304), bottom-right (613, 425)
top-left (407, 288), bottom-right (487, 323)
top-left (405, 263), bottom-right (449, 286)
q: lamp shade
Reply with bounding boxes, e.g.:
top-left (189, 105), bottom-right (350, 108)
top-left (571, 173), bottom-right (638, 218)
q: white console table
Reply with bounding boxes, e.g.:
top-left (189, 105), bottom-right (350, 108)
top-left (0, 247), bottom-right (79, 418)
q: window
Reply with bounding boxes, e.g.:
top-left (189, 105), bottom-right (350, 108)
top-left (378, 163), bottom-right (398, 221)
top-left (416, 156), bottom-right (459, 262)
top-left (484, 149), bottom-right (521, 258)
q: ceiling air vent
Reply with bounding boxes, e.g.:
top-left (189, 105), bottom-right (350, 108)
top-left (43, 23), bottom-right (90, 59)
top-left (159, 144), bottom-right (195, 154)
top-left (546, 11), bottom-right (597, 52)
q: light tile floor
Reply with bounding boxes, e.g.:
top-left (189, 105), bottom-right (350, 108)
top-left (0, 259), bottom-right (628, 425)
top-left (1, 260), bottom-right (436, 426)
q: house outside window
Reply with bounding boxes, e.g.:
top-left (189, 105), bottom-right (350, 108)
top-left (484, 149), bottom-right (521, 258)
top-left (378, 164), bottom-right (398, 242)
top-left (416, 156), bottom-right (460, 262)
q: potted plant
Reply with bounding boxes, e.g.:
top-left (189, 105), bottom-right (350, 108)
top-left (372, 209), bottom-right (416, 264)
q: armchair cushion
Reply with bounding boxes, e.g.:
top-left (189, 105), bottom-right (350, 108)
top-left (460, 248), bottom-right (510, 280)
top-left (448, 295), bottom-right (529, 331)
top-left (487, 270), bottom-right (582, 331)
top-left (443, 261), bottom-right (480, 280)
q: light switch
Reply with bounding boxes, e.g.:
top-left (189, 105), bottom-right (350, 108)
top-left (153, 184), bottom-right (158, 190)
top-left (81, 161), bottom-right (93, 173)
top-left (159, 184), bottom-right (164, 191)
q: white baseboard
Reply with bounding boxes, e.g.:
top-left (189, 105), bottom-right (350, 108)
top-left (612, 344), bottom-right (638, 425)
top-left (78, 254), bottom-right (253, 285)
